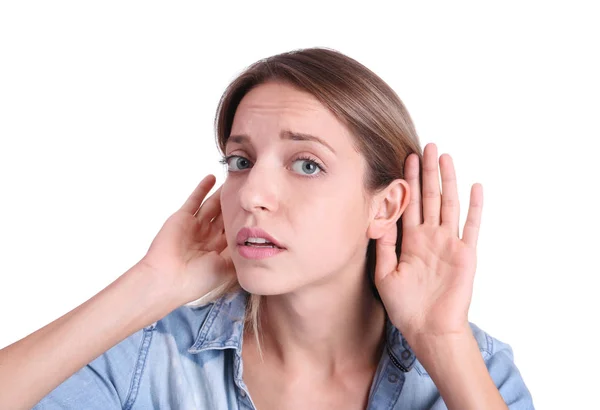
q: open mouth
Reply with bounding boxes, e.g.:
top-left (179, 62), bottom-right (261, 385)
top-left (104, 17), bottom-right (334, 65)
top-left (244, 241), bottom-right (281, 249)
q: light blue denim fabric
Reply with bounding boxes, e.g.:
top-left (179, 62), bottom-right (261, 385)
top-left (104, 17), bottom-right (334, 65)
top-left (34, 289), bottom-right (534, 409)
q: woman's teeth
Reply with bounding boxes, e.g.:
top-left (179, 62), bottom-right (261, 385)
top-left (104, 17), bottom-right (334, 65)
top-left (244, 237), bottom-right (278, 248)
top-left (245, 242), bottom-right (276, 248)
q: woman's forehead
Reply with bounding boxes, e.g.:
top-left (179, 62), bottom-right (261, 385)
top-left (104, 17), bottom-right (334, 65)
top-left (230, 83), bottom-right (352, 150)
top-left (235, 83), bottom-right (331, 122)
top-left (239, 82), bottom-right (322, 110)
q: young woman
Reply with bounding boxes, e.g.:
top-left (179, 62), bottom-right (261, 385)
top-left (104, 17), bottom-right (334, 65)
top-left (0, 47), bottom-right (534, 409)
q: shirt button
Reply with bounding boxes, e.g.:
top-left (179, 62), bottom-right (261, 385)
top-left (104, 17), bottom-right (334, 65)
top-left (401, 350), bottom-right (411, 360)
top-left (240, 389), bottom-right (247, 397)
top-left (387, 373), bottom-right (399, 383)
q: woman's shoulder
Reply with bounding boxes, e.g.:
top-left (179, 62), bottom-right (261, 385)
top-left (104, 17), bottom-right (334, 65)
top-left (468, 322), bottom-right (510, 359)
top-left (34, 289), bottom-right (248, 409)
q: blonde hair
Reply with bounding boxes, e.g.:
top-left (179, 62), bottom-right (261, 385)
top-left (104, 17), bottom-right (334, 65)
top-left (190, 47), bottom-right (423, 356)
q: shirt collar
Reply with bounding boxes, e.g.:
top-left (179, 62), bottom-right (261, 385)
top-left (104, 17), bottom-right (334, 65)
top-left (187, 289), bottom-right (248, 354)
top-left (187, 289), bottom-right (416, 371)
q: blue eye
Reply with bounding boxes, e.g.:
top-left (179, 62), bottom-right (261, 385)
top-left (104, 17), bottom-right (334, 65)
top-left (220, 155), bottom-right (251, 171)
top-left (291, 157), bottom-right (322, 176)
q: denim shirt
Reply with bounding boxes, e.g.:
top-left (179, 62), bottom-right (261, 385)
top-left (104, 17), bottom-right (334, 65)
top-left (34, 289), bottom-right (534, 409)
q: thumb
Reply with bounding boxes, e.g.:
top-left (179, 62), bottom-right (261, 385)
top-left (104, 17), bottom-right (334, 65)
top-left (374, 222), bottom-right (399, 283)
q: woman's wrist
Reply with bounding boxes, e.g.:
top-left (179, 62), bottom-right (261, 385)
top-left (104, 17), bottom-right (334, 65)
top-left (117, 260), bottom-right (182, 328)
top-left (412, 330), bottom-right (508, 410)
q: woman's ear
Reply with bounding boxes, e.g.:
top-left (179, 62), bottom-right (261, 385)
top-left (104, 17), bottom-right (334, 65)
top-left (367, 179), bottom-right (410, 240)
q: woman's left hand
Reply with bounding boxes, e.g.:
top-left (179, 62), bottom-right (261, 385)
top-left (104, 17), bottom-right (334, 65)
top-left (374, 143), bottom-right (483, 348)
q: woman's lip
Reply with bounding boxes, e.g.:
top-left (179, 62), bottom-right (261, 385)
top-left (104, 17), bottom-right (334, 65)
top-left (238, 244), bottom-right (285, 259)
top-left (236, 226), bottom-right (285, 249)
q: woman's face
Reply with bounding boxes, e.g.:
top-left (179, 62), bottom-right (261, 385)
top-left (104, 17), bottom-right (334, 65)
top-left (220, 81), bottom-right (374, 295)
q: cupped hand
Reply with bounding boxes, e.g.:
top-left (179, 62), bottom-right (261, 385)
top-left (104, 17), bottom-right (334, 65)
top-left (139, 174), bottom-right (236, 309)
top-left (375, 143), bottom-right (483, 346)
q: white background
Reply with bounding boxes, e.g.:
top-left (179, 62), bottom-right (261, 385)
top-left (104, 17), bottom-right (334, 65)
top-left (1, 1), bottom-right (598, 408)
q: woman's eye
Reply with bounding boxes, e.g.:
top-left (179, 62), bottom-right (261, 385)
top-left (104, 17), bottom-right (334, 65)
top-left (291, 158), bottom-right (322, 176)
top-left (224, 155), bottom-right (251, 171)
top-left (222, 155), bottom-right (323, 176)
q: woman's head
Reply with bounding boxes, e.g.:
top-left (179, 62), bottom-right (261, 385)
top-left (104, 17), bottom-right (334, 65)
top-left (216, 47), bottom-right (422, 302)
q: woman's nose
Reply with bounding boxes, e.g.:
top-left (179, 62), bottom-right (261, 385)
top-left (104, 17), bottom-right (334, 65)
top-left (237, 163), bottom-right (279, 214)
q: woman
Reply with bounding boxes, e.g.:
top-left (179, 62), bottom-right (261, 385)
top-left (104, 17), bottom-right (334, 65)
top-left (0, 47), bottom-right (534, 409)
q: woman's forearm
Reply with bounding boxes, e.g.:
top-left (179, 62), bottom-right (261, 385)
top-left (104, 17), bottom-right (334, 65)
top-left (413, 332), bottom-right (508, 410)
top-left (0, 262), bottom-right (172, 410)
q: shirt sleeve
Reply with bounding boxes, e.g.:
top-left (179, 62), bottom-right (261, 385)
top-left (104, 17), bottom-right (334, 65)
top-left (486, 336), bottom-right (535, 410)
top-left (32, 327), bottom-right (151, 410)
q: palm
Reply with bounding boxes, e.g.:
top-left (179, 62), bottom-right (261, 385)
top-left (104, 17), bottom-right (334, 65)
top-left (141, 175), bottom-right (235, 305)
top-left (375, 144), bottom-right (483, 344)
top-left (147, 210), bottom-right (228, 271)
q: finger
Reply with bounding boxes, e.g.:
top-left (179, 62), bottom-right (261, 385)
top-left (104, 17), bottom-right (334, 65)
top-left (402, 153), bottom-right (422, 227)
top-left (196, 185), bottom-right (223, 222)
top-left (374, 222), bottom-right (398, 283)
top-left (219, 245), bottom-right (233, 265)
top-left (462, 183), bottom-right (483, 248)
top-left (210, 212), bottom-right (224, 234)
top-left (181, 175), bottom-right (216, 215)
top-left (422, 143), bottom-right (441, 226)
top-left (206, 227), bottom-right (228, 253)
top-left (439, 154), bottom-right (460, 237)
top-left (213, 232), bottom-right (228, 253)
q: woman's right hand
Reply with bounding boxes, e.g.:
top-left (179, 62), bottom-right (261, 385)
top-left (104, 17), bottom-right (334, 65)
top-left (139, 174), bottom-right (236, 310)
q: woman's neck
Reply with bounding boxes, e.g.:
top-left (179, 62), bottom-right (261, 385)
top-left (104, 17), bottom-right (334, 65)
top-left (250, 268), bottom-right (386, 378)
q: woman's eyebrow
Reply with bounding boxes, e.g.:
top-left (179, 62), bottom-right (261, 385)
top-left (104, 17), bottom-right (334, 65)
top-left (227, 130), bottom-right (336, 154)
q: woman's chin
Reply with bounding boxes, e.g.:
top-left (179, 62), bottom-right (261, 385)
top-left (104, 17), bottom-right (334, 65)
top-left (236, 272), bottom-right (292, 296)
top-left (237, 280), bottom-right (280, 296)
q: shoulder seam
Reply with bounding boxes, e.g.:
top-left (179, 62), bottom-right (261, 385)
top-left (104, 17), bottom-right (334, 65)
top-left (482, 331), bottom-right (493, 359)
top-left (123, 328), bottom-right (154, 410)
